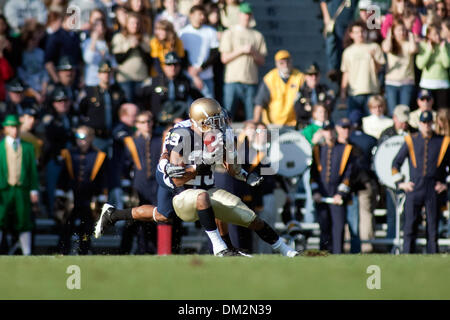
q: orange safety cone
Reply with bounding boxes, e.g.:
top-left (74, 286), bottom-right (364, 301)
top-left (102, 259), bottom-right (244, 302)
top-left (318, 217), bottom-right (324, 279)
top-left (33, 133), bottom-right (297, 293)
top-left (157, 224), bottom-right (172, 255)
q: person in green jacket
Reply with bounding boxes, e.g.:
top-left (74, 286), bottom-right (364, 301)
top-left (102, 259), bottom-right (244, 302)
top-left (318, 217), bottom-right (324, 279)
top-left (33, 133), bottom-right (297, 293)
top-left (0, 114), bottom-right (39, 255)
top-left (301, 103), bottom-right (330, 146)
top-left (416, 23), bottom-right (450, 110)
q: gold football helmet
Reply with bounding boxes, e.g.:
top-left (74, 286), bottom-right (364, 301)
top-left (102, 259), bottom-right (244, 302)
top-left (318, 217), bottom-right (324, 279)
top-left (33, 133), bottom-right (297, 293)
top-left (189, 98), bottom-right (226, 132)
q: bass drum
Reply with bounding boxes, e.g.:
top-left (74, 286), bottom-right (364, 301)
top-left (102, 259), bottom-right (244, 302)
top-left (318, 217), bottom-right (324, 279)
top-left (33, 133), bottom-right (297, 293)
top-left (269, 129), bottom-right (312, 177)
top-left (374, 135), bottom-right (410, 190)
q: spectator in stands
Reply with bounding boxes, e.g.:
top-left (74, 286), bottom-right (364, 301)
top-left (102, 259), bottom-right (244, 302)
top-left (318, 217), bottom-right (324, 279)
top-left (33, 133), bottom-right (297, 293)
top-left (178, 0), bottom-right (203, 16)
top-left (112, 3), bottom-right (128, 34)
top-left (0, 15), bottom-right (21, 70)
top-left (220, 2), bottom-right (267, 121)
top-left (120, 110), bottom-right (162, 254)
top-left (0, 37), bottom-right (14, 102)
top-left (58, 125), bottom-right (107, 255)
top-left (205, 2), bottom-right (225, 103)
top-left (442, 17), bottom-right (450, 42)
top-left (19, 108), bottom-right (43, 160)
top-left (320, 0), bottom-right (358, 83)
top-left (341, 21), bottom-right (386, 117)
top-left (362, 95), bottom-right (394, 139)
top-left (17, 21), bottom-right (48, 103)
top-left (125, 0), bottom-right (153, 36)
top-left (416, 23), bottom-right (450, 109)
top-left (435, 107), bottom-right (450, 135)
top-left (348, 111), bottom-right (378, 253)
top-left (180, 5), bottom-right (220, 98)
top-left (295, 63), bottom-right (335, 129)
top-left (379, 104), bottom-right (416, 241)
top-left (253, 50), bottom-right (305, 127)
top-left (0, 114), bottom-right (39, 255)
top-left (111, 12), bottom-right (152, 102)
top-left (155, 0), bottom-right (189, 35)
top-left (302, 104), bottom-right (329, 146)
top-left (78, 8), bottom-right (108, 43)
top-left (1, 78), bottom-right (37, 122)
top-left (357, 0), bottom-right (383, 44)
top-left (44, 0), bottom-right (69, 12)
top-left (150, 19), bottom-right (186, 77)
top-left (436, 0), bottom-right (448, 20)
top-left (137, 52), bottom-right (202, 126)
top-left (44, 10), bottom-right (83, 86)
top-left (3, 0), bottom-right (48, 34)
top-left (46, 56), bottom-right (82, 114)
top-left (409, 89), bottom-right (437, 128)
top-left (382, 20), bottom-right (419, 116)
top-left (108, 103), bottom-right (138, 210)
top-left (219, 0), bottom-right (256, 29)
top-left (42, 86), bottom-right (77, 218)
top-left (45, 10), bottom-right (64, 36)
top-left (381, 0), bottom-right (423, 38)
top-left (82, 16), bottom-right (116, 87)
top-left (79, 60), bottom-right (126, 153)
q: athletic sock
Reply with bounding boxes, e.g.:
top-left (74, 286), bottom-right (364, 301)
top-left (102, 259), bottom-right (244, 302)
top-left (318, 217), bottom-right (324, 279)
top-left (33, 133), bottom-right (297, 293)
top-left (205, 229), bottom-right (228, 255)
top-left (197, 207), bottom-right (217, 231)
top-left (110, 208), bottom-right (133, 223)
top-left (221, 233), bottom-right (234, 249)
top-left (254, 221), bottom-right (279, 245)
top-left (272, 238), bottom-right (297, 257)
top-left (19, 232), bottom-right (32, 256)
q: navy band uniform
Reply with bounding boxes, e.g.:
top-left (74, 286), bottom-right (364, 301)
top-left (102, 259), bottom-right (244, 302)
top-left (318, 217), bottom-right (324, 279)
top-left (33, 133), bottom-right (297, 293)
top-left (392, 111), bottom-right (450, 254)
top-left (310, 121), bottom-right (354, 253)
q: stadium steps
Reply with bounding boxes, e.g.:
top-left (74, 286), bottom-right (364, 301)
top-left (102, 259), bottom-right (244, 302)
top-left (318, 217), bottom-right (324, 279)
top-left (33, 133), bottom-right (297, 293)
top-left (247, 0), bottom-right (328, 80)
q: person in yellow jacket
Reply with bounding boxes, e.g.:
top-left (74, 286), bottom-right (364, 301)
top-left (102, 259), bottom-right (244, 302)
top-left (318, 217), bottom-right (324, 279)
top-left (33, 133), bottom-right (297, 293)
top-left (253, 50), bottom-right (305, 127)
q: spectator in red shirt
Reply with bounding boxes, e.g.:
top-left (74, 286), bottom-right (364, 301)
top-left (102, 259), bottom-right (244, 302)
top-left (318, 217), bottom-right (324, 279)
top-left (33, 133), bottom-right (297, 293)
top-left (381, 0), bottom-right (423, 38)
top-left (0, 37), bottom-right (14, 102)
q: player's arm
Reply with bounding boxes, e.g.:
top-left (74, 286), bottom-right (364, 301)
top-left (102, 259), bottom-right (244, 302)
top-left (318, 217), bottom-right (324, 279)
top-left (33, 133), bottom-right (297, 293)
top-left (169, 149), bottom-right (197, 187)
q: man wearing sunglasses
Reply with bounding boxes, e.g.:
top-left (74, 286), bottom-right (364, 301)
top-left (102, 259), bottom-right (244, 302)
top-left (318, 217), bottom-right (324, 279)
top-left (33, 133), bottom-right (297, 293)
top-left (409, 89), bottom-right (436, 129)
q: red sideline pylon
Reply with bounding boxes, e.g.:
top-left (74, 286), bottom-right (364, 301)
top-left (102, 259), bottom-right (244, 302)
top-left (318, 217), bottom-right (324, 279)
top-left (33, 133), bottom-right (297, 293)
top-left (157, 224), bottom-right (172, 255)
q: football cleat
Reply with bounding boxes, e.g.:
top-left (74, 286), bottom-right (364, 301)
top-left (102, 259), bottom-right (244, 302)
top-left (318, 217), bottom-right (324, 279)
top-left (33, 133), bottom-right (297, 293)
top-left (232, 248), bottom-right (253, 258)
top-left (94, 203), bottom-right (115, 239)
top-left (215, 248), bottom-right (241, 257)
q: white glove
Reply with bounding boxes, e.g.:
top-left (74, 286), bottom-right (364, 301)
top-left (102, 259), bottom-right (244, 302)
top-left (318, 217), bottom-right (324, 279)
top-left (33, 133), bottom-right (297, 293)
top-left (165, 163), bottom-right (186, 178)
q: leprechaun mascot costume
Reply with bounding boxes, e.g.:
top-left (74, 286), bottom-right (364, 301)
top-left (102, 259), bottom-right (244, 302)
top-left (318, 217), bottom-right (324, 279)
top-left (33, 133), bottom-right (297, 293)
top-left (0, 114), bottom-right (39, 255)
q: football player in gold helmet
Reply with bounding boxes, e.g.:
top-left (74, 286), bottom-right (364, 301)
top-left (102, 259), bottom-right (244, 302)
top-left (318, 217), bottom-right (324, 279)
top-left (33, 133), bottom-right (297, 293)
top-left (95, 98), bottom-right (299, 257)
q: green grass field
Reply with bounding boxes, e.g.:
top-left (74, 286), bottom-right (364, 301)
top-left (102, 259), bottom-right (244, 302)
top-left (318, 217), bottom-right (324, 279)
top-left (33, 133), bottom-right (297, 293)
top-left (1, 254), bottom-right (449, 300)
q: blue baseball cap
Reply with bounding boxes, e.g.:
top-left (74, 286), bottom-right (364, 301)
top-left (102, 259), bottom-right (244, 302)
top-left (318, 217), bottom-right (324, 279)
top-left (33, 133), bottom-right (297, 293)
top-left (417, 89), bottom-right (432, 100)
top-left (336, 117), bottom-right (351, 128)
top-left (419, 110), bottom-right (433, 123)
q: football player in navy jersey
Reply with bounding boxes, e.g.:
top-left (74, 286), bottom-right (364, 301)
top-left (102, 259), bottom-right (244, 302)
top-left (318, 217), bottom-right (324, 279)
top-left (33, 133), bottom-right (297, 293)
top-left (95, 98), bottom-right (299, 257)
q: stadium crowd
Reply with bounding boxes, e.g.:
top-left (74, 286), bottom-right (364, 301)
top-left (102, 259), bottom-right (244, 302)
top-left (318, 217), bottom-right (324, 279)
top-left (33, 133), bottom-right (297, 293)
top-left (0, 0), bottom-right (448, 255)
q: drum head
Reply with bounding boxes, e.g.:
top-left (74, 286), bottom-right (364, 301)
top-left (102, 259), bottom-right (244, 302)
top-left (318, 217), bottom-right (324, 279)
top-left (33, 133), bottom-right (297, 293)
top-left (374, 135), bottom-right (410, 189)
top-left (269, 130), bottom-right (312, 177)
